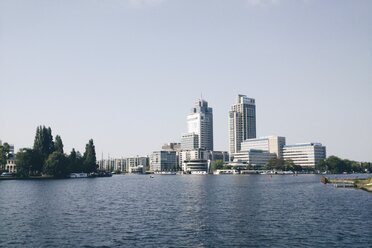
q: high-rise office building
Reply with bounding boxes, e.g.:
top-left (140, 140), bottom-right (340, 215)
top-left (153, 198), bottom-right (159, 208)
top-left (182, 99), bottom-right (214, 151)
top-left (229, 95), bottom-right (256, 154)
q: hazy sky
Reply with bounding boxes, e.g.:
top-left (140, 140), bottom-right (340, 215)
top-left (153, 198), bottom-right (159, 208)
top-left (0, 0), bottom-right (371, 161)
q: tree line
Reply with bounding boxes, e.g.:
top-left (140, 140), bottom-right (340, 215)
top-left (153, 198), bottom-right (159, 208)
top-left (210, 156), bottom-right (371, 174)
top-left (15, 126), bottom-right (97, 178)
top-left (315, 156), bottom-right (372, 174)
top-left (210, 158), bottom-right (303, 172)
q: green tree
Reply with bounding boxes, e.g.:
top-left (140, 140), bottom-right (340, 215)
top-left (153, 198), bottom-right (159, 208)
top-left (16, 148), bottom-right (43, 177)
top-left (0, 142), bottom-right (10, 170)
top-left (83, 139), bottom-right (97, 173)
top-left (315, 159), bottom-right (327, 172)
top-left (292, 163), bottom-right (303, 172)
top-left (54, 135), bottom-right (64, 154)
top-left (43, 152), bottom-right (69, 178)
top-left (211, 160), bottom-right (224, 171)
top-left (33, 126), bottom-right (54, 164)
top-left (264, 158), bottom-right (285, 171)
top-left (68, 148), bottom-right (84, 173)
top-left (316, 156), bottom-right (357, 174)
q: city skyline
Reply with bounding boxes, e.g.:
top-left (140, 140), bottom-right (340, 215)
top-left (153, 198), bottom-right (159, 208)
top-left (0, 0), bottom-right (371, 161)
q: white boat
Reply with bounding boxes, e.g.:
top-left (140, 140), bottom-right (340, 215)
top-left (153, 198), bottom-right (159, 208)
top-left (154, 171), bottom-right (177, 175)
top-left (214, 169), bottom-right (239, 175)
top-left (191, 171), bottom-right (208, 175)
top-left (69, 173), bottom-right (88, 178)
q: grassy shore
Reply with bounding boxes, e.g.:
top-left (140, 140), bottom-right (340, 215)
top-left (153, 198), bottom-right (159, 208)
top-left (322, 176), bottom-right (372, 192)
top-left (354, 178), bottom-right (372, 192)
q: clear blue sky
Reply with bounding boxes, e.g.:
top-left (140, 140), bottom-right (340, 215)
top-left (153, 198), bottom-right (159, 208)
top-left (1, 0), bottom-right (371, 161)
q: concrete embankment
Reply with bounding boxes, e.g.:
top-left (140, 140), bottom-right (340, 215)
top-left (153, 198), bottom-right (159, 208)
top-left (321, 176), bottom-right (372, 192)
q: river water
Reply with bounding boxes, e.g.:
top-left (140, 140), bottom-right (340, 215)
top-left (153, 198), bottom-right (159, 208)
top-left (0, 174), bottom-right (371, 247)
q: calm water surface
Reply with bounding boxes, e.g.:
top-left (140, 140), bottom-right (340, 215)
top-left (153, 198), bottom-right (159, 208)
top-left (0, 175), bottom-right (371, 247)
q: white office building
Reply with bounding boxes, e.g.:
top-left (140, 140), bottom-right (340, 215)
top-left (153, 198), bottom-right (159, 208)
top-left (241, 136), bottom-right (286, 158)
top-left (283, 143), bottom-right (326, 168)
top-left (233, 150), bottom-right (276, 168)
top-left (229, 95), bottom-right (256, 154)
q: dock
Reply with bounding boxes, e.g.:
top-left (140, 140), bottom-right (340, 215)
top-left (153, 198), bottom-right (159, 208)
top-left (320, 176), bottom-right (372, 192)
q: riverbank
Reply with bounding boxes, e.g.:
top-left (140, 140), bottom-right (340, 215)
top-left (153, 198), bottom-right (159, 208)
top-left (321, 176), bottom-right (372, 192)
top-left (0, 175), bottom-right (55, 180)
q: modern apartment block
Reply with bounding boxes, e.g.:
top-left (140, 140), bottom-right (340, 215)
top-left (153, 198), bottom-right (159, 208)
top-left (241, 136), bottom-right (286, 158)
top-left (182, 99), bottom-right (214, 151)
top-left (150, 151), bottom-right (177, 172)
top-left (229, 95), bottom-right (256, 154)
top-left (283, 143), bottom-right (326, 168)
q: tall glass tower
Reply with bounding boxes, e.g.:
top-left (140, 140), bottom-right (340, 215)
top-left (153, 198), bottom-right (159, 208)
top-left (228, 95), bottom-right (256, 154)
top-left (186, 99), bottom-right (214, 151)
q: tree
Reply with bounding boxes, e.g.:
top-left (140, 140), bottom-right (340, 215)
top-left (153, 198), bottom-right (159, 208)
top-left (0, 143), bottom-right (10, 170)
top-left (211, 160), bottom-right (224, 171)
top-left (16, 148), bottom-right (43, 177)
top-left (43, 152), bottom-right (69, 178)
top-left (264, 158), bottom-right (285, 171)
top-left (315, 156), bottom-right (357, 174)
top-left (68, 148), bottom-right (84, 173)
top-left (283, 159), bottom-right (302, 172)
top-left (83, 139), bottom-right (97, 173)
top-left (33, 126), bottom-right (54, 164)
top-left (54, 135), bottom-right (64, 154)
top-left (315, 159), bottom-right (327, 172)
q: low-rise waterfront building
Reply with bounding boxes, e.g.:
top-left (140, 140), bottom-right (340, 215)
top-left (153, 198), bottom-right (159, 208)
top-left (178, 150), bottom-right (229, 172)
top-left (126, 156), bottom-right (148, 172)
top-left (97, 156), bottom-right (148, 173)
top-left (179, 149), bottom-right (208, 171)
top-left (240, 136), bottom-right (286, 158)
top-left (283, 143), bottom-right (326, 168)
top-left (150, 151), bottom-right (177, 172)
top-left (233, 150), bottom-right (276, 168)
top-left (129, 165), bottom-right (145, 174)
top-left (183, 159), bottom-right (209, 173)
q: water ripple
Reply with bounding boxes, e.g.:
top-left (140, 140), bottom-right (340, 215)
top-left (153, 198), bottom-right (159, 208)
top-left (0, 175), bottom-right (371, 247)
